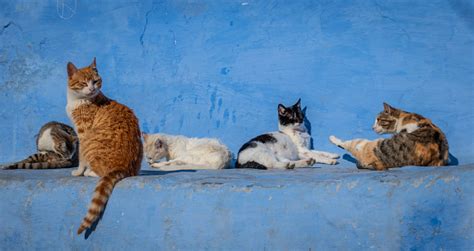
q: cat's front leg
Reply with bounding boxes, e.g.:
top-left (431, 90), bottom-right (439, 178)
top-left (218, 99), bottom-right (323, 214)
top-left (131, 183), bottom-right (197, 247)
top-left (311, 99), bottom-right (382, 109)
top-left (290, 158), bottom-right (316, 168)
top-left (71, 161), bottom-right (87, 176)
top-left (150, 162), bottom-right (170, 169)
top-left (313, 156), bottom-right (338, 165)
top-left (150, 160), bottom-right (187, 169)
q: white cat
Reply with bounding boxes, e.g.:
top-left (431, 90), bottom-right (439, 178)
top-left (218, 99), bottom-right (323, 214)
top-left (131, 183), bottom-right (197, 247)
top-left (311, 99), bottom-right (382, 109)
top-left (236, 99), bottom-right (339, 169)
top-left (142, 133), bottom-right (232, 170)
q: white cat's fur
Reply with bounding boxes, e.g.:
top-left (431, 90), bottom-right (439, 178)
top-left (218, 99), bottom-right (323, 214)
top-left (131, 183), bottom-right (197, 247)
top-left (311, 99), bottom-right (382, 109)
top-left (143, 133), bottom-right (232, 171)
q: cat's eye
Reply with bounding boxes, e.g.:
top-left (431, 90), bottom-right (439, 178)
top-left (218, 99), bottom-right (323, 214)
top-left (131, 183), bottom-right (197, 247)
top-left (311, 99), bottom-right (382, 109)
top-left (93, 79), bottom-right (100, 85)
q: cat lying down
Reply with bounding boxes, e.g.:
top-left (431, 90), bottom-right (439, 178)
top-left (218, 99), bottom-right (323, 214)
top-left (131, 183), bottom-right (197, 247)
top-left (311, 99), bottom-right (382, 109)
top-left (330, 103), bottom-right (449, 170)
top-left (236, 99), bottom-right (340, 169)
top-left (143, 133), bottom-right (232, 170)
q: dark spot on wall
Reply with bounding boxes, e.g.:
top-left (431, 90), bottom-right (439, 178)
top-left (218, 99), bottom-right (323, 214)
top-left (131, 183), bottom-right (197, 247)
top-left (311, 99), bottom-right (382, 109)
top-left (220, 67), bottom-right (230, 75)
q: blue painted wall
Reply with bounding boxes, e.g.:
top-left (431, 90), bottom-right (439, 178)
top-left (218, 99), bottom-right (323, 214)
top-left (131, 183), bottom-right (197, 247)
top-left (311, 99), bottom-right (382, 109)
top-left (0, 0), bottom-right (473, 164)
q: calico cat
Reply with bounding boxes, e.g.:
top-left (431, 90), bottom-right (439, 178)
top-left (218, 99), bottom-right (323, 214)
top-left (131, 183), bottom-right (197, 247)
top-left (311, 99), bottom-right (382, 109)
top-left (236, 99), bottom-right (339, 169)
top-left (1, 121), bottom-right (78, 169)
top-left (66, 58), bottom-right (143, 234)
top-left (329, 103), bottom-right (449, 170)
top-left (143, 133), bottom-right (232, 170)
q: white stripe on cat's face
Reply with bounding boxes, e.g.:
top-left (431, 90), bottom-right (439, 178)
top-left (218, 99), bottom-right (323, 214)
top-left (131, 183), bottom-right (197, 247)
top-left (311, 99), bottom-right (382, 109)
top-left (372, 118), bottom-right (384, 134)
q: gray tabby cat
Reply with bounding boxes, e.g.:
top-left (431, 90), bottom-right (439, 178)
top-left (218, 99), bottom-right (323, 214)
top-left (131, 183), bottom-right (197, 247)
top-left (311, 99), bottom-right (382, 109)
top-left (1, 121), bottom-right (78, 169)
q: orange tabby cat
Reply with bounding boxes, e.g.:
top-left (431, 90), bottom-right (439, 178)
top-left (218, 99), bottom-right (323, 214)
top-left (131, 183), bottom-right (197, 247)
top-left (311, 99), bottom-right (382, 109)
top-left (66, 58), bottom-right (143, 234)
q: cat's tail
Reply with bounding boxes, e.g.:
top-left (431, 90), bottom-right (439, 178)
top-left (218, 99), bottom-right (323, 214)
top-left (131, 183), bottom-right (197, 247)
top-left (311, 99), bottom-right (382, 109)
top-left (77, 169), bottom-right (128, 235)
top-left (1, 153), bottom-right (73, 169)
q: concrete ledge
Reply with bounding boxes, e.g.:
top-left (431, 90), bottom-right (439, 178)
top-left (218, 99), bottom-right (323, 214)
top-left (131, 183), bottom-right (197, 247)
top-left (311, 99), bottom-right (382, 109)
top-left (1, 165), bottom-right (473, 250)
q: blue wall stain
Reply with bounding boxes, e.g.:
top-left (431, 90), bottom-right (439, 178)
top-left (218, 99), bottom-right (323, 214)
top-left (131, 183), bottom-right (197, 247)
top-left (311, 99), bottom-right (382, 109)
top-left (220, 67), bottom-right (230, 75)
top-left (0, 0), bottom-right (473, 165)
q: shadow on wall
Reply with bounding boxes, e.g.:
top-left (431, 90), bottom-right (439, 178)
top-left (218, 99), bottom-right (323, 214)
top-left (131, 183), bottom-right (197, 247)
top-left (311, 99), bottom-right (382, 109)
top-left (302, 107), bottom-right (314, 149)
top-left (449, 153), bottom-right (459, 166)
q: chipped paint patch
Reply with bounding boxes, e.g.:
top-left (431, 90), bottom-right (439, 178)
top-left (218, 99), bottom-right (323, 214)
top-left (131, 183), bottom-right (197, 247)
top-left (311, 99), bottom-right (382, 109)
top-left (412, 177), bottom-right (425, 188)
top-left (346, 180), bottom-right (359, 190)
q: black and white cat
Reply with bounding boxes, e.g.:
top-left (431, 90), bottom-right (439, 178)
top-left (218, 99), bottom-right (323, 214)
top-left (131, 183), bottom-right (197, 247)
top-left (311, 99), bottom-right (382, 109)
top-left (236, 99), bottom-right (339, 169)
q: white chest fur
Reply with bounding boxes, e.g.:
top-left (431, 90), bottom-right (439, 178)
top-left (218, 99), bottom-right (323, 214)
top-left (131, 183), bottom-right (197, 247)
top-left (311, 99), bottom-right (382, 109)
top-left (280, 126), bottom-right (311, 150)
top-left (66, 91), bottom-right (90, 122)
top-left (37, 128), bottom-right (54, 152)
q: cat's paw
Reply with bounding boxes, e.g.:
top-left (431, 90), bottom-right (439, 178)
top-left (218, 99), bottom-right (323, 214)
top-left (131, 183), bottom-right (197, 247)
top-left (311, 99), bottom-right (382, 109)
top-left (84, 169), bottom-right (99, 177)
top-left (327, 153), bottom-right (340, 159)
top-left (151, 162), bottom-right (165, 169)
top-left (327, 159), bottom-right (338, 165)
top-left (286, 163), bottom-right (296, 169)
top-left (71, 169), bottom-right (84, 176)
top-left (329, 135), bottom-right (342, 146)
top-left (306, 158), bottom-right (316, 166)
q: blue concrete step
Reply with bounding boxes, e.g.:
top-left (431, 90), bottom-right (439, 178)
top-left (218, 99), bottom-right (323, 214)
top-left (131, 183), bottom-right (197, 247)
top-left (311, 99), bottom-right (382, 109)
top-left (1, 165), bottom-right (473, 250)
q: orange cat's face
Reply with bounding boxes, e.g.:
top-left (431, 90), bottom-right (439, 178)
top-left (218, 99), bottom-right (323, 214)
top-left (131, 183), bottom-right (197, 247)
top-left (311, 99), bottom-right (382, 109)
top-left (67, 58), bottom-right (102, 99)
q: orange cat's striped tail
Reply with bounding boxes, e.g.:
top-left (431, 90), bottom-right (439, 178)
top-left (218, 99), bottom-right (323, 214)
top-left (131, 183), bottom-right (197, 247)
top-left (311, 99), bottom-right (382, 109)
top-left (77, 169), bottom-right (128, 235)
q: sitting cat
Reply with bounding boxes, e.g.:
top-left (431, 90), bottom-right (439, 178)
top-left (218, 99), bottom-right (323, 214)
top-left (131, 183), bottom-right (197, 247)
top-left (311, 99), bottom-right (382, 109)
top-left (67, 58), bottom-right (143, 234)
top-left (329, 103), bottom-right (449, 170)
top-left (236, 99), bottom-right (339, 169)
top-left (1, 121), bottom-right (78, 169)
top-left (143, 133), bottom-right (232, 170)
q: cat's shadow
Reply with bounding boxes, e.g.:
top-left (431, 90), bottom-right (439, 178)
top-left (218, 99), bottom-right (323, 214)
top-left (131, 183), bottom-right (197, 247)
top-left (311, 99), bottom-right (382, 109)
top-left (448, 153), bottom-right (459, 166)
top-left (342, 154), bottom-right (358, 164)
top-left (139, 169), bottom-right (196, 176)
top-left (302, 107), bottom-right (314, 149)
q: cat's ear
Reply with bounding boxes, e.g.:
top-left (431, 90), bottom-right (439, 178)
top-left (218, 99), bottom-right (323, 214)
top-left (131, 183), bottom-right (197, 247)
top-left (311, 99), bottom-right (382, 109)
top-left (90, 57), bottom-right (97, 71)
top-left (278, 104), bottom-right (286, 115)
top-left (294, 98), bottom-right (301, 108)
top-left (155, 139), bottom-right (163, 149)
top-left (302, 106), bottom-right (307, 116)
top-left (67, 62), bottom-right (78, 78)
top-left (383, 102), bottom-right (396, 113)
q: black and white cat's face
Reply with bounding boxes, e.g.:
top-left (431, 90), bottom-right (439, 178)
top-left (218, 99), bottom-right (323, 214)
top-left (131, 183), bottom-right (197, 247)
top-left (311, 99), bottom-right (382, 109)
top-left (278, 99), bottom-right (305, 127)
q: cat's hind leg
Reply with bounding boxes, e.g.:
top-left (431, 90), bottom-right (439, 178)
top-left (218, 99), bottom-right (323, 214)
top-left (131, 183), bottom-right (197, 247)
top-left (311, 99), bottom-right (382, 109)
top-left (310, 150), bottom-right (340, 159)
top-left (299, 151), bottom-right (338, 165)
top-left (288, 158), bottom-right (316, 168)
top-left (256, 155), bottom-right (297, 169)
